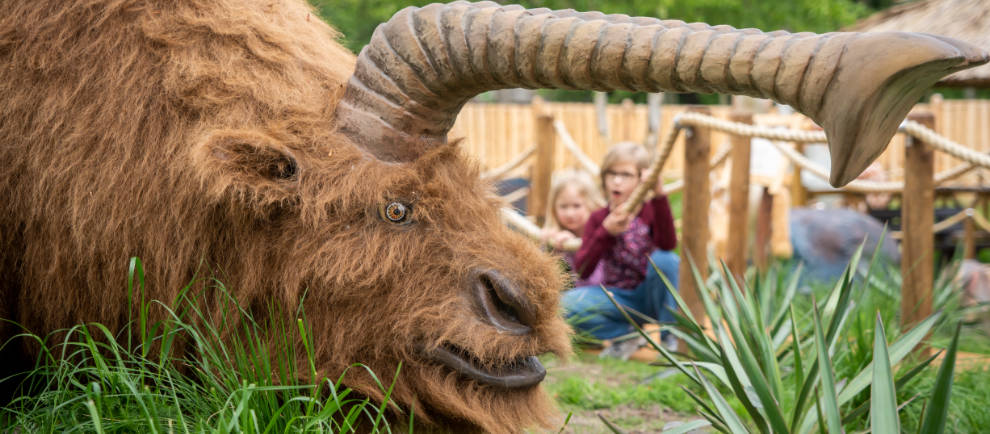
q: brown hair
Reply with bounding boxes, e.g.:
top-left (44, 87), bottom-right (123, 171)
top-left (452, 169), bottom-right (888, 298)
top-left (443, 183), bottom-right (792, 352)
top-left (0, 1), bottom-right (570, 432)
top-left (598, 141), bottom-right (652, 192)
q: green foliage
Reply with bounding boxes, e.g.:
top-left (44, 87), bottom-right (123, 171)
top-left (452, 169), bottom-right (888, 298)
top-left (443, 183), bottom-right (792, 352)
top-left (307, 0), bottom-right (872, 54)
top-left (546, 358), bottom-right (699, 413)
top-left (1, 258), bottom-right (398, 433)
top-left (600, 241), bottom-right (967, 433)
top-left (308, 0), bottom-right (873, 104)
top-left (900, 365), bottom-right (990, 432)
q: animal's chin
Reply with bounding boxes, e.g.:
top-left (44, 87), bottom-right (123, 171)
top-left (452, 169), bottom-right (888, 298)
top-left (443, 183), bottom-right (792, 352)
top-left (428, 343), bottom-right (546, 389)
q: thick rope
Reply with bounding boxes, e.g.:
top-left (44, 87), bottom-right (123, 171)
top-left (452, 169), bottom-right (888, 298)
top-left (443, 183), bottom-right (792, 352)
top-left (971, 209), bottom-right (990, 233)
top-left (890, 208), bottom-right (972, 240)
top-left (770, 140), bottom-right (982, 193)
top-left (553, 120), bottom-right (601, 176)
top-left (500, 207), bottom-right (580, 252)
top-left (482, 146), bottom-right (536, 181)
top-left (674, 112), bottom-right (989, 192)
top-left (933, 162), bottom-right (979, 185)
top-left (767, 141), bottom-right (905, 193)
top-left (499, 187), bottom-right (529, 205)
top-left (660, 145), bottom-right (731, 195)
top-left (709, 144), bottom-right (732, 171)
top-left (620, 120), bottom-right (684, 215)
top-left (676, 111), bottom-right (828, 143)
top-left (900, 121), bottom-right (990, 169)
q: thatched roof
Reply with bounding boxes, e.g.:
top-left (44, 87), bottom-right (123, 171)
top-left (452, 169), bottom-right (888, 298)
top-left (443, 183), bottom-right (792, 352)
top-left (847, 0), bottom-right (990, 88)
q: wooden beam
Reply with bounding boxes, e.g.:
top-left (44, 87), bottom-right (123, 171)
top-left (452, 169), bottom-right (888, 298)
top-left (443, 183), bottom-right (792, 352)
top-left (726, 112), bottom-right (752, 283)
top-left (677, 106), bottom-right (711, 321)
top-left (963, 210), bottom-right (976, 260)
top-left (901, 111), bottom-right (935, 333)
top-left (594, 91), bottom-right (609, 143)
top-left (528, 111), bottom-right (555, 226)
top-left (790, 142), bottom-right (807, 207)
top-left (754, 187), bottom-right (773, 273)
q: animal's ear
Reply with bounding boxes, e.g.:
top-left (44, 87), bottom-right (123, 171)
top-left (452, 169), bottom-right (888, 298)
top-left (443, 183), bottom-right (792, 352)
top-left (192, 129), bottom-right (300, 203)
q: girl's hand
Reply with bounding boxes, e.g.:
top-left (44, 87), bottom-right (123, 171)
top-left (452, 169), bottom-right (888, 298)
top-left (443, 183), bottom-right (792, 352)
top-left (542, 228), bottom-right (576, 249)
top-left (549, 231), bottom-right (576, 250)
top-left (602, 207), bottom-right (632, 236)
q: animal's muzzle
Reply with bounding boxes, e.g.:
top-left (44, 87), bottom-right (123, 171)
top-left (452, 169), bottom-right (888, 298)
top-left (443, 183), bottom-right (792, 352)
top-left (471, 269), bottom-right (536, 335)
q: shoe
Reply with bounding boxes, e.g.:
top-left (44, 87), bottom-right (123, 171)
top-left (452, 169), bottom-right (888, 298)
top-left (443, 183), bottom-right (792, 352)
top-left (599, 336), bottom-right (646, 361)
top-left (662, 333), bottom-right (679, 352)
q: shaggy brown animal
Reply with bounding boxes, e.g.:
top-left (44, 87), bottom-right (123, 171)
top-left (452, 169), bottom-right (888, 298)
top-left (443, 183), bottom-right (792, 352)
top-left (0, 0), bottom-right (984, 432)
top-left (0, 2), bottom-right (572, 431)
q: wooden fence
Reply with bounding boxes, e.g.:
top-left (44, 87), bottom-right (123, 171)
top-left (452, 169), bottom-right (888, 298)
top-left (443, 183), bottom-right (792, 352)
top-left (450, 96), bottom-right (990, 185)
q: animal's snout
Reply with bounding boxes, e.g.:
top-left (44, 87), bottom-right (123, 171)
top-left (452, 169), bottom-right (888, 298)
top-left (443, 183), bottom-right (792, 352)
top-left (471, 269), bottom-right (536, 335)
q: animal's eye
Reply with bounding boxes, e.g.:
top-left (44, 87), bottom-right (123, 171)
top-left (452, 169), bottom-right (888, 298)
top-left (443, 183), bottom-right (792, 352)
top-left (379, 201), bottom-right (411, 224)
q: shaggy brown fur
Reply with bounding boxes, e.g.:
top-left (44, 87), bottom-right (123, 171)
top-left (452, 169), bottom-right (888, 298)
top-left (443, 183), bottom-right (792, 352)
top-left (0, 1), bottom-right (572, 432)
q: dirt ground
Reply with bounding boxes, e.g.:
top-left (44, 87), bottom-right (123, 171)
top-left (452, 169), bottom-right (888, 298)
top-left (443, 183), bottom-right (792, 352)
top-left (540, 351), bottom-right (709, 433)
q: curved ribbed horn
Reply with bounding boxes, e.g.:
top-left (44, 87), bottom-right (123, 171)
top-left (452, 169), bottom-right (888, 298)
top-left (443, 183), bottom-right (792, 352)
top-left (333, 1), bottom-right (987, 186)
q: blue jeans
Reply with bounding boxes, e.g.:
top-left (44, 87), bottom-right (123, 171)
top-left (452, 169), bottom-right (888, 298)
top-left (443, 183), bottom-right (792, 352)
top-left (562, 250), bottom-right (680, 340)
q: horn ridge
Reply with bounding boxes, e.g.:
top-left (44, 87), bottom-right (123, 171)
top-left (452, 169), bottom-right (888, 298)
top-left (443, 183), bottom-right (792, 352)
top-left (334, 1), bottom-right (988, 184)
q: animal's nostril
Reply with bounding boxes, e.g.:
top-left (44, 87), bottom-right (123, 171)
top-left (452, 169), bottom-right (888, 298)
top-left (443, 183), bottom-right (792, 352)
top-left (481, 274), bottom-right (522, 323)
top-left (474, 269), bottom-right (535, 335)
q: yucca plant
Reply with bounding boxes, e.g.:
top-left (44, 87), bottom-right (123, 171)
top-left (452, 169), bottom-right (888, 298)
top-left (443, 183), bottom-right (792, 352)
top-left (602, 241), bottom-right (962, 433)
top-left (1, 257), bottom-right (400, 433)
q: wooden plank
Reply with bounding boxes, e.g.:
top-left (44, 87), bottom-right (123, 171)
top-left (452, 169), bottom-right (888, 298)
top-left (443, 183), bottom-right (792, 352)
top-left (964, 213), bottom-right (976, 260)
top-left (901, 111), bottom-right (935, 336)
top-left (726, 112), bottom-right (752, 283)
top-left (678, 106), bottom-right (711, 321)
top-left (528, 112), bottom-right (555, 226)
top-left (754, 187), bottom-right (773, 273)
top-left (621, 98), bottom-right (635, 142)
top-left (790, 142), bottom-right (807, 207)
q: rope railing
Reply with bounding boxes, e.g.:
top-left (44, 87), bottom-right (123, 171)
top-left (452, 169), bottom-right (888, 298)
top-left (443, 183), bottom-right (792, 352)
top-left (767, 141), bottom-right (904, 193)
top-left (553, 120), bottom-right (601, 176)
top-left (663, 144), bottom-right (733, 194)
top-left (482, 145), bottom-right (536, 181)
top-left (890, 208), bottom-right (972, 240)
top-left (620, 119), bottom-right (685, 215)
top-left (972, 210), bottom-right (990, 233)
top-left (676, 111), bottom-right (827, 143)
top-left (769, 138), bottom-right (983, 193)
top-left (499, 187), bottom-right (529, 205)
top-left (499, 110), bottom-right (990, 255)
top-left (674, 112), bottom-right (987, 193)
top-left (500, 207), bottom-right (581, 252)
top-left (900, 120), bottom-right (990, 169)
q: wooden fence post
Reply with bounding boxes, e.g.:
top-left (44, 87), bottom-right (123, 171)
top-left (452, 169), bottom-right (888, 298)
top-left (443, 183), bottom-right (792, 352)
top-left (790, 143), bottom-right (807, 207)
top-left (963, 210), bottom-right (976, 259)
top-left (901, 111), bottom-right (935, 333)
top-left (726, 112), bottom-right (752, 283)
top-left (754, 187), bottom-right (773, 273)
top-left (678, 106), bottom-right (711, 321)
top-left (528, 110), bottom-right (555, 226)
top-left (644, 93), bottom-right (663, 149)
top-left (594, 91), bottom-right (609, 144)
top-left (621, 98), bottom-right (635, 142)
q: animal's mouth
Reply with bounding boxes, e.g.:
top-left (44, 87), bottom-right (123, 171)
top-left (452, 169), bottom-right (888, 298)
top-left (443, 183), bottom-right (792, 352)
top-left (428, 343), bottom-right (546, 389)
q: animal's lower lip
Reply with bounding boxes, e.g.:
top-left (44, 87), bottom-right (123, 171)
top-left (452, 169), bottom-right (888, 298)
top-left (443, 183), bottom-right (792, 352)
top-left (429, 344), bottom-right (546, 388)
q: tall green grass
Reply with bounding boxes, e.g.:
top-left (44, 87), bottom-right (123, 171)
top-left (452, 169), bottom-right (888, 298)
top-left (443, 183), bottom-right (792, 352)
top-left (1, 257), bottom-right (400, 433)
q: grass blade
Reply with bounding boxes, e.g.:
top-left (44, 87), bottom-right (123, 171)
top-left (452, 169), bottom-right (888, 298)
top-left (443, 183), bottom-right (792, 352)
top-left (662, 419), bottom-right (712, 434)
top-left (918, 322), bottom-right (961, 434)
top-left (692, 365), bottom-right (750, 434)
top-left (813, 297), bottom-right (843, 434)
top-left (871, 313), bottom-right (900, 434)
top-left (598, 413), bottom-right (628, 434)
